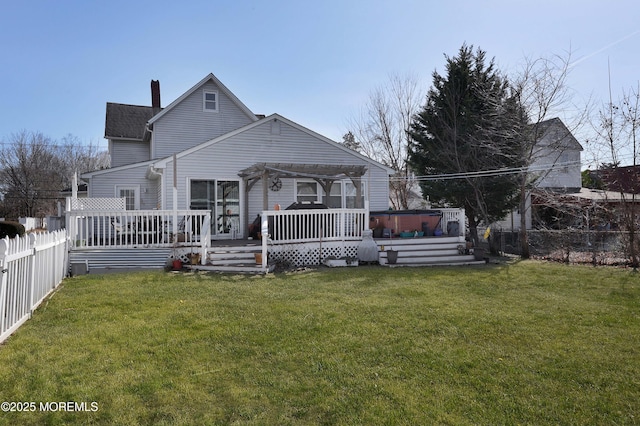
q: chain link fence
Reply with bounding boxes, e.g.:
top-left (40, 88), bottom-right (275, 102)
top-left (489, 228), bottom-right (635, 266)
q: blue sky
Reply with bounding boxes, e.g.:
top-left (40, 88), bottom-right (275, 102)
top-left (1, 0), bottom-right (638, 165)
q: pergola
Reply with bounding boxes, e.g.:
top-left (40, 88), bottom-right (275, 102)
top-left (238, 163), bottom-right (368, 210)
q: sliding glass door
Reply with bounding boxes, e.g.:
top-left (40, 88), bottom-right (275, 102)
top-left (190, 179), bottom-right (240, 238)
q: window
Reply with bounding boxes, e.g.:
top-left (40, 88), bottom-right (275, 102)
top-left (115, 186), bottom-right (139, 210)
top-left (203, 90), bottom-right (218, 112)
top-left (323, 183), bottom-right (342, 208)
top-left (345, 181), bottom-right (366, 208)
top-left (304, 180), bottom-right (367, 208)
top-left (296, 181), bottom-right (320, 203)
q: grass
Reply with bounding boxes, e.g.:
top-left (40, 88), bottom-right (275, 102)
top-left (0, 261), bottom-right (638, 425)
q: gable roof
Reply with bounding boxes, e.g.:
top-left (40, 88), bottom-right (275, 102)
top-left (104, 103), bottom-right (157, 140)
top-left (147, 73), bottom-right (258, 126)
top-left (535, 117), bottom-right (584, 151)
top-left (151, 113), bottom-right (395, 175)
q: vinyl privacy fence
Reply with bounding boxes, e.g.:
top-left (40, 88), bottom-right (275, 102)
top-left (0, 230), bottom-right (68, 344)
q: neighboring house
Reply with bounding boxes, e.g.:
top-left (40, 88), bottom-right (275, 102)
top-left (81, 73), bottom-right (394, 239)
top-left (530, 118), bottom-right (583, 192)
top-left (534, 187), bottom-right (640, 230)
top-left (493, 117), bottom-right (584, 230)
top-left (586, 165), bottom-right (640, 194)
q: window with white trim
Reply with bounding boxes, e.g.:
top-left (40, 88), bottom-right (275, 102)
top-left (345, 181), bottom-right (366, 208)
top-left (296, 180), bottom-right (367, 207)
top-left (295, 181), bottom-right (320, 203)
top-left (203, 90), bottom-right (219, 112)
top-left (115, 186), bottom-right (140, 210)
top-left (318, 180), bottom-right (367, 208)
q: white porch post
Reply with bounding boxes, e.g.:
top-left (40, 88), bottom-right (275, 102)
top-left (261, 211), bottom-right (268, 270)
top-left (172, 154), bottom-right (178, 238)
top-left (72, 172), bottom-right (78, 200)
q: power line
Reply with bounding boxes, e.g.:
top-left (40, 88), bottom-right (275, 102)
top-left (389, 159), bottom-right (584, 182)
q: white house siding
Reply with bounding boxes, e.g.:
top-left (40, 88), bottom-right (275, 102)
top-left (110, 140), bottom-right (150, 167)
top-left (88, 163), bottom-right (158, 210)
top-left (161, 119), bottom-right (390, 224)
top-left (532, 146), bottom-right (581, 190)
top-left (152, 81), bottom-right (255, 159)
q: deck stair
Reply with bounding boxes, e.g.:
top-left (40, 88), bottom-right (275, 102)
top-left (375, 236), bottom-right (485, 266)
top-left (198, 241), bottom-right (265, 273)
top-left (69, 237), bottom-right (485, 274)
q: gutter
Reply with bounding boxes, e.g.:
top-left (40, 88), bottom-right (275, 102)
top-left (146, 164), bottom-right (163, 180)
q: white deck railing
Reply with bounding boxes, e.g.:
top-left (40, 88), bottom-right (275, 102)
top-left (260, 208), bottom-right (368, 269)
top-left (66, 209), bottom-right (211, 250)
top-left (440, 208), bottom-right (466, 237)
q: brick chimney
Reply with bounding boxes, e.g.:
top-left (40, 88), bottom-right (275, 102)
top-left (151, 80), bottom-right (161, 114)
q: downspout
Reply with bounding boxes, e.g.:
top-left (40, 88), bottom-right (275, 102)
top-left (146, 164), bottom-right (164, 209)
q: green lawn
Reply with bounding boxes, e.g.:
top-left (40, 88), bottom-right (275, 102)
top-left (0, 261), bottom-right (638, 425)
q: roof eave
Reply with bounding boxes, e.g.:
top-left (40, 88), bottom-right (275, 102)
top-left (147, 73), bottom-right (258, 126)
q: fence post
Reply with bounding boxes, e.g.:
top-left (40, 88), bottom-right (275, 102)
top-left (0, 238), bottom-right (8, 335)
top-left (28, 234), bottom-right (37, 317)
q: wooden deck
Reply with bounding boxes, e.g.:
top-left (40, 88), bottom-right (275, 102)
top-left (69, 236), bottom-right (485, 274)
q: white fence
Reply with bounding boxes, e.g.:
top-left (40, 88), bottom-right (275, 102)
top-left (0, 230), bottom-right (68, 344)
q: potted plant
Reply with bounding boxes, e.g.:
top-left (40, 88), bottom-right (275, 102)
top-left (188, 252), bottom-right (201, 265)
top-left (172, 257), bottom-right (182, 271)
top-left (171, 233), bottom-right (182, 271)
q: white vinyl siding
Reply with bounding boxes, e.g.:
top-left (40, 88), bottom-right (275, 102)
top-left (162, 119), bottom-right (390, 220)
top-left (110, 140), bottom-right (150, 167)
top-left (152, 81), bottom-right (254, 159)
top-left (88, 163), bottom-right (158, 210)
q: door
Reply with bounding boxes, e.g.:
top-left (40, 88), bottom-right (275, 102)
top-left (215, 180), bottom-right (240, 238)
top-left (190, 179), bottom-right (240, 238)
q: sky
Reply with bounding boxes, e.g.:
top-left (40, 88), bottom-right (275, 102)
top-left (1, 0), bottom-right (639, 167)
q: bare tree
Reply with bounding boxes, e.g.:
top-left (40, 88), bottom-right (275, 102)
top-left (0, 131), bottom-right (65, 217)
top-left (0, 132), bottom-right (109, 218)
top-left (510, 49), bottom-right (588, 258)
top-left (58, 134), bottom-right (110, 186)
top-left (348, 74), bottom-right (424, 209)
top-left (591, 83), bottom-right (640, 268)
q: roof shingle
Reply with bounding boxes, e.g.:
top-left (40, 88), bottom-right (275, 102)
top-left (104, 103), bottom-right (157, 140)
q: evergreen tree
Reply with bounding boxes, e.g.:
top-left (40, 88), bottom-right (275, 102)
top-left (409, 44), bottom-right (526, 243)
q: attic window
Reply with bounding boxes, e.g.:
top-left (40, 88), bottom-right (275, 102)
top-left (203, 90), bottom-right (218, 112)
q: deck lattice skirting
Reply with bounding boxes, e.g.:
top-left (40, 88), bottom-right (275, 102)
top-left (268, 241), bottom-right (359, 267)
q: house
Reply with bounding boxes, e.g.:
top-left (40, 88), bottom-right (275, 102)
top-left (493, 117), bottom-right (584, 230)
top-left (81, 73), bottom-right (394, 239)
top-left (66, 73), bottom-right (477, 271)
top-left (586, 164), bottom-right (640, 194)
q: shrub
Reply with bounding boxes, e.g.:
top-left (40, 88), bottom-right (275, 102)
top-left (0, 221), bottom-right (26, 239)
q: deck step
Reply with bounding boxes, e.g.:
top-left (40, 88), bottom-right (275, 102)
top-left (375, 237), bottom-right (486, 266)
top-left (188, 264), bottom-right (269, 274)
